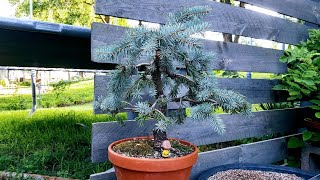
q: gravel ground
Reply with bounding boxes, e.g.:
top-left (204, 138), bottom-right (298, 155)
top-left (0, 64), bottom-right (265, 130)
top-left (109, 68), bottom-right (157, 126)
top-left (208, 169), bottom-right (304, 180)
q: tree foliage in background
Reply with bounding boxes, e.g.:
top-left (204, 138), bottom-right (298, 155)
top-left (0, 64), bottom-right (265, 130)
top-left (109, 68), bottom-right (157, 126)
top-left (50, 80), bottom-right (72, 99)
top-left (274, 29), bottom-right (320, 118)
top-left (14, 0), bottom-right (97, 27)
top-left (94, 6), bottom-right (251, 140)
top-left (8, 0), bottom-right (19, 5)
top-left (12, 0), bottom-right (131, 28)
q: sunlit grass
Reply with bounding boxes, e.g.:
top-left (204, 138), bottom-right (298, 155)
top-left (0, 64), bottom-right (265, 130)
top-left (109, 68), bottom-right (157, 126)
top-left (0, 80), bottom-right (94, 111)
top-left (0, 108), bottom-right (125, 179)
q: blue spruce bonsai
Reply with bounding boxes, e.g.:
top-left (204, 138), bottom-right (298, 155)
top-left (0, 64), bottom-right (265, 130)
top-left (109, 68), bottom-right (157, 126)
top-left (94, 6), bottom-right (251, 150)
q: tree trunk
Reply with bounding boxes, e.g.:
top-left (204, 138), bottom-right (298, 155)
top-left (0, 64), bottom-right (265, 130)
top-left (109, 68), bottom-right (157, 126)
top-left (222, 0), bottom-right (233, 43)
top-left (222, 1), bottom-right (245, 43)
top-left (151, 50), bottom-right (168, 151)
top-left (79, 71), bottom-right (84, 79)
top-left (221, 1), bottom-right (246, 78)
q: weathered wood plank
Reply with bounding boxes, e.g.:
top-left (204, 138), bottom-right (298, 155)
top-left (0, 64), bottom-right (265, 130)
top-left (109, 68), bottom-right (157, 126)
top-left (90, 169), bottom-right (116, 180)
top-left (190, 147), bottom-right (241, 180)
top-left (217, 78), bottom-right (285, 104)
top-left (91, 108), bottom-right (305, 162)
top-left (95, 0), bottom-right (311, 44)
top-left (92, 120), bottom-right (155, 163)
top-left (241, 0), bottom-right (320, 26)
top-left (92, 23), bottom-right (287, 73)
top-left (0, 23), bottom-right (114, 70)
top-left (94, 75), bottom-right (286, 112)
top-left (239, 138), bottom-right (287, 164)
top-left (90, 135), bottom-right (295, 179)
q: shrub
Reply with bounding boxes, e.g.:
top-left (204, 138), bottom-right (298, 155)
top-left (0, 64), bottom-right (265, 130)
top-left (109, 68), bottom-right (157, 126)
top-left (49, 80), bottom-right (72, 99)
top-left (15, 80), bottom-right (32, 87)
top-left (273, 29), bottom-right (320, 118)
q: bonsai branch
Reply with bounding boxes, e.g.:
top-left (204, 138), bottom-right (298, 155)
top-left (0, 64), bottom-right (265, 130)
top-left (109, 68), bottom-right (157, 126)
top-left (173, 97), bottom-right (218, 105)
top-left (162, 69), bottom-right (196, 86)
top-left (136, 61), bottom-right (154, 68)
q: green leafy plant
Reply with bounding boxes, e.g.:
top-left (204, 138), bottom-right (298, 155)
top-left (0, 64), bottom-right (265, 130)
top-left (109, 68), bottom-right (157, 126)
top-left (275, 30), bottom-right (320, 166)
top-left (50, 80), bottom-right (72, 99)
top-left (302, 130), bottom-right (320, 142)
top-left (287, 131), bottom-right (320, 150)
top-left (273, 29), bottom-right (320, 118)
top-left (94, 6), bottom-right (251, 149)
top-left (15, 80), bottom-right (32, 87)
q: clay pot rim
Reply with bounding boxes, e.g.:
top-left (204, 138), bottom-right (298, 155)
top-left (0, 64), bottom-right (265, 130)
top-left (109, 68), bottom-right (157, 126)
top-left (108, 136), bottom-right (198, 172)
top-left (109, 136), bottom-right (197, 161)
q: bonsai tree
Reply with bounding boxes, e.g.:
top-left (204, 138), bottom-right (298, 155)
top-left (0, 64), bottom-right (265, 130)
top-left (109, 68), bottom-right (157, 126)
top-left (94, 6), bottom-right (251, 150)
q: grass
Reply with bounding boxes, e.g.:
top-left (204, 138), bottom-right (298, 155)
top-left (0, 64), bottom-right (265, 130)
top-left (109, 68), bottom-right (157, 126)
top-left (213, 70), bottom-right (276, 79)
top-left (0, 80), bottom-right (94, 111)
top-left (58, 103), bottom-right (93, 110)
top-left (0, 108), bottom-right (126, 179)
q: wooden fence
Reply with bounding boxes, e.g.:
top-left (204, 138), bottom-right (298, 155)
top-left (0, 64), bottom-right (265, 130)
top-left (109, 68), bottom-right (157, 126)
top-left (90, 0), bottom-right (320, 179)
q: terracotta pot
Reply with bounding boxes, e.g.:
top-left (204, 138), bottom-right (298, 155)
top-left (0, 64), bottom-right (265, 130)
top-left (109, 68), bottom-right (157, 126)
top-left (304, 118), bottom-right (320, 132)
top-left (108, 137), bottom-right (198, 180)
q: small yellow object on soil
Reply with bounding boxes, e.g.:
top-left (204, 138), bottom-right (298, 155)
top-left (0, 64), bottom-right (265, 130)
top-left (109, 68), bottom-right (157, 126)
top-left (162, 149), bottom-right (170, 158)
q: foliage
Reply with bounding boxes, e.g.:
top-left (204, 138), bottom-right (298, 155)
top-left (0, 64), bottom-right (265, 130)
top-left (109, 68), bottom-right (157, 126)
top-left (287, 131), bottom-right (320, 167)
top-left (303, 130), bottom-right (320, 142)
top-left (15, 0), bottom-right (97, 27)
top-left (0, 80), bottom-right (93, 111)
top-left (258, 102), bottom-right (295, 111)
top-left (15, 80), bottom-right (32, 87)
top-left (221, 70), bottom-right (244, 78)
top-left (273, 29), bottom-right (320, 119)
top-left (287, 136), bottom-right (305, 149)
top-left (110, 17), bottom-right (130, 27)
top-left (274, 30), bottom-right (320, 167)
top-left (50, 80), bottom-right (72, 99)
top-left (287, 131), bottom-right (320, 149)
top-left (0, 108), bottom-right (125, 179)
top-left (13, 0), bottom-right (130, 28)
top-left (0, 79), bottom-right (6, 87)
top-left (94, 6), bottom-right (251, 135)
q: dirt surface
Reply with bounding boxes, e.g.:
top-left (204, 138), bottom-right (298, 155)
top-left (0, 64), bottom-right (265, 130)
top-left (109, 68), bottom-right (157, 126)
top-left (112, 139), bottom-right (194, 159)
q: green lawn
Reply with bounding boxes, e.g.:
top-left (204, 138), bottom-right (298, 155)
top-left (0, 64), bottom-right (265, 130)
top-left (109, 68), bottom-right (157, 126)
top-left (0, 80), bottom-right (94, 111)
top-left (0, 108), bottom-right (125, 179)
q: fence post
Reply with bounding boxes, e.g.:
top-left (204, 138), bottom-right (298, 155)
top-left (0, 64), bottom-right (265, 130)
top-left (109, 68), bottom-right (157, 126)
top-left (29, 70), bottom-right (36, 115)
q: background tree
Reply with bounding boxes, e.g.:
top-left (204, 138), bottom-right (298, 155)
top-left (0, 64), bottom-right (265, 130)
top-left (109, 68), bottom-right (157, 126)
top-left (12, 0), bottom-right (132, 28)
top-left (220, 0), bottom-right (246, 78)
top-left (14, 0), bottom-right (98, 27)
top-left (8, 0), bottom-right (19, 5)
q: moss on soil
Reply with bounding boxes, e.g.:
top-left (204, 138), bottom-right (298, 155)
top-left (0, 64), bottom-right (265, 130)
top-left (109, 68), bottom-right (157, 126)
top-left (113, 139), bottom-right (154, 156)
